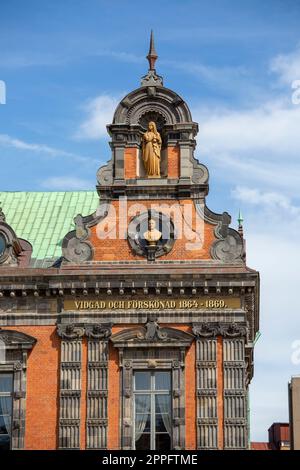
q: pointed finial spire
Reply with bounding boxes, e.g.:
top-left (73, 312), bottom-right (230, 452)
top-left (147, 30), bottom-right (158, 71)
top-left (237, 209), bottom-right (244, 229)
top-left (141, 31), bottom-right (163, 87)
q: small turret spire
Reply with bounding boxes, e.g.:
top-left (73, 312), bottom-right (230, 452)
top-left (147, 30), bottom-right (158, 71)
top-left (237, 209), bottom-right (244, 229)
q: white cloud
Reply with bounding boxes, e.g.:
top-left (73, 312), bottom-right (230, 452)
top-left (270, 46), bottom-right (300, 85)
top-left (193, 98), bottom-right (300, 194)
top-left (41, 176), bottom-right (93, 190)
top-left (196, 100), bottom-right (300, 157)
top-left (232, 186), bottom-right (300, 216)
top-left (0, 133), bottom-right (96, 164)
top-left (75, 94), bottom-right (121, 140)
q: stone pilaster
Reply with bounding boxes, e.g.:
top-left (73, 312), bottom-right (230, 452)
top-left (57, 324), bottom-right (84, 449)
top-left (85, 324), bottom-right (111, 449)
top-left (223, 337), bottom-right (247, 449)
top-left (193, 324), bottom-right (218, 449)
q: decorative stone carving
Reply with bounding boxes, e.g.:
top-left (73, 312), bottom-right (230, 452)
top-left (219, 323), bottom-right (247, 338)
top-left (127, 210), bottom-right (175, 259)
top-left (57, 324), bottom-right (85, 340)
top-left (139, 110), bottom-right (166, 132)
top-left (141, 70), bottom-right (163, 87)
top-left (0, 329), bottom-right (36, 348)
top-left (0, 216), bottom-right (24, 266)
top-left (211, 230), bottom-right (244, 262)
top-left (96, 158), bottom-right (113, 185)
top-left (192, 322), bottom-right (247, 338)
top-left (144, 319), bottom-right (167, 341)
top-left (111, 320), bottom-right (194, 348)
top-left (62, 202), bottom-right (110, 264)
top-left (193, 323), bottom-right (220, 338)
top-left (85, 324), bottom-right (112, 340)
top-left (194, 204), bottom-right (244, 263)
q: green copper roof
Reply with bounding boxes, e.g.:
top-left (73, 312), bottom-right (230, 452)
top-left (0, 191), bottom-right (99, 267)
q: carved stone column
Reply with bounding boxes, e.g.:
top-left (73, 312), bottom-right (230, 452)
top-left (193, 324), bottom-right (218, 450)
top-left (85, 324), bottom-right (112, 449)
top-left (57, 324), bottom-right (84, 449)
top-left (171, 352), bottom-right (186, 450)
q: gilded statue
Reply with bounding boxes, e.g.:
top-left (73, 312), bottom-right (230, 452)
top-left (143, 219), bottom-right (162, 246)
top-left (142, 121), bottom-right (162, 177)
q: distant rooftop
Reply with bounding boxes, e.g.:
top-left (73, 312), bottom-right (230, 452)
top-left (0, 191), bottom-right (99, 267)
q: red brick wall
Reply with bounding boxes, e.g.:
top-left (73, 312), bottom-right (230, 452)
top-left (90, 198), bottom-right (216, 262)
top-left (4, 326), bottom-right (59, 450)
top-left (108, 326), bottom-right (123, 449)
top-left (124, 146), bottom-right (180, 179)
top-left (2, 325), bottom-right (225, 450)
top-left (167, 146), bottom-right (180, 178)
top-left (125, 148), bottom-right (137, 179)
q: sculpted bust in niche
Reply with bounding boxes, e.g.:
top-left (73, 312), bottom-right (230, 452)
top-left (143, 219), bottom-right (162, 246)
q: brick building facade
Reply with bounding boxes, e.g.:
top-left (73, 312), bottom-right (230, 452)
top-left (0, 34), bottom-right (259, 450)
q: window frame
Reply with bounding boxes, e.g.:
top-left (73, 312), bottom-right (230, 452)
top-left (0, 371), bottom-right (14, 450)
top-left (133, 370), bottom-right (172, 450)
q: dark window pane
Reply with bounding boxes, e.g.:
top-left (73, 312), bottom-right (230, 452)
top-left (0, 374), bottom-right (13, 393)
top-left (155, 414), bottom-right (168, 433)
top-left (0, 415), bottom-right (11, 434)
top-left (135, 433), bottom-right (150, 450)
top-left (155, 372), bottom-right (171, 390)
top-left (134, 372), bottom-right (151, 390)
top-left (135, 394), bottom-right (150, 413)
top-left (0, 434), bottom-right (10, 450)
top-left (0, 397), bottom-right (12, 417)
top-left (136, 413), bottom-right (151, 433)
top-left (156, 433), bottom-right (171, 450)
top-left (155, 394), bottom-right (171, 414)
top-left (0, 234), bottom-right (6, 257)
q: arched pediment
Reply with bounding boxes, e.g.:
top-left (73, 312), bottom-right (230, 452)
top-left (0, 329), bottom-right (37, 349)
top-left (110, 320), bottom-right (194, 348)
top-left (112, 86), bottom-right (195, 128)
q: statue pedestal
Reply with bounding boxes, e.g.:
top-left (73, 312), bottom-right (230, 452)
top-left (145, 244), bottom-right (157, 262)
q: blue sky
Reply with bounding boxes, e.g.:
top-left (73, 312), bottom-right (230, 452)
top-left (1, 0), bottom-right (300, 442)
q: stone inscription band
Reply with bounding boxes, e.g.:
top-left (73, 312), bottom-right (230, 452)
top-left (64, 297), bottom-right (241, 311)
